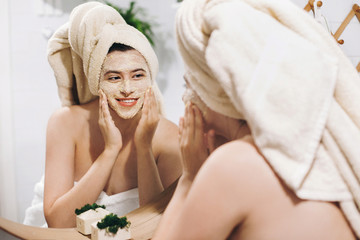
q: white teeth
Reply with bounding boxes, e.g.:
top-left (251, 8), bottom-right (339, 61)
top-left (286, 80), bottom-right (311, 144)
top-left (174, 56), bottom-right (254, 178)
top-left (119, 99), bottom-right (136, 103)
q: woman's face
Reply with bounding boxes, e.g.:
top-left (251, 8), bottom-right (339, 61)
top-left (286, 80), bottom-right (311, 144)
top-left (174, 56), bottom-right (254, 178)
top-left (182, 74), bottom-right (232, 134)
top-left (182, 77), bottom-right (215, 131)
top-left (182, 74), bottom-right (248, 143)
top-left (99, 49), bottom-right (151, 119)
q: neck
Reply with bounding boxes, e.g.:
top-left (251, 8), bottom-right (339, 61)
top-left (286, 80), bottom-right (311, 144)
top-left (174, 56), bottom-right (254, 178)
top-left (109, 107), bottom-right (141, 136)
top-left (215, 117), bottom-right (250, 142)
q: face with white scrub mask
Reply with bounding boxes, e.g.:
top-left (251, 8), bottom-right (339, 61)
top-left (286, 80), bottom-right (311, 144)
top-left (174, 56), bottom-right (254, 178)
top-left (182, 73), bottom-right (207, 112)
top-left (99, 48), bottom-right (151, 119)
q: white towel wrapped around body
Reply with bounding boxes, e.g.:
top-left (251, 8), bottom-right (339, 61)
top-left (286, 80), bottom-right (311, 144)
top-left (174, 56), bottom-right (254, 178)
top-left (176, 0), bottom-right (360, 236)
top-left (24, 1), bottom-right (165, 228)
top-left (47, 1), bottom-right (164, 114)
top-left (23, 176), bottom-right (139, 227)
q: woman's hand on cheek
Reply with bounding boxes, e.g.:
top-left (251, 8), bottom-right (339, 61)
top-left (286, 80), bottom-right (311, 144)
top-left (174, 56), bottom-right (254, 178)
top-left (98, 90), bottom-right (123, 151)
top-left (179, 103), bottom-right (209, 180)
top-left (134, 87), bottom-right (160, 149)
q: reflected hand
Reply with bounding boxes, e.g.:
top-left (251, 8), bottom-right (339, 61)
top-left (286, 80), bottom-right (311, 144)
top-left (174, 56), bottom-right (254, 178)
top-left (98, 90), bottom-right (123, 151)
top-left (179, 103), bottom-right (214, 179)
top-left (134, 87), bottom-right (160, 149)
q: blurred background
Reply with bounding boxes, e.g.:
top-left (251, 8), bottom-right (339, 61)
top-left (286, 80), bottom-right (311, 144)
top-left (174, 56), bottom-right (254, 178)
top-left (0, 0), bottom-right (359, 224)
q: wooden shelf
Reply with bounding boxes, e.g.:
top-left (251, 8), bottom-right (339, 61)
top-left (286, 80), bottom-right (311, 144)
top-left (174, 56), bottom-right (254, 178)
top-left (333, 4), bottom-right (360, 44)
top-left (304, 0), bottom-right (322, 12)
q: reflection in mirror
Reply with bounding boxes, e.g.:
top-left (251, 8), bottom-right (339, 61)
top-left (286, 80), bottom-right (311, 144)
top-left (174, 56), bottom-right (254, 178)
top-left (28, 0), bottom-right (182, 229)
top-left (1, 0), bottom-right (185, 233)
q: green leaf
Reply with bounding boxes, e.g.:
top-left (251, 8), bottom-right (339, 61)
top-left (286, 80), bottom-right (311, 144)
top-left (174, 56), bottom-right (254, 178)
top-left (74, 203), bottom-right (106, 215)
top-left (97, 213), bottom-right (131, 234)
top-left (106, 1), bottom-right (156, 46)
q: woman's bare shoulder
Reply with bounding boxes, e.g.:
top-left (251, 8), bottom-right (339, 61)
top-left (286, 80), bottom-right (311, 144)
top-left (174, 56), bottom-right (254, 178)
top-left (202, 137), bottom-right (356, 240)
top-left (154, 117), bottom-right (180, 143)
top-left (152, 117), bottom-right (181, 155)
top-left (198, 136), bottom-right (279, 206)
top-left (157, 116), bottom-right (179, 132)
top-left (48, 101), bottom-right (97, 127)
top-left (46, 105), bottom-right (97, 145)
top-left (207, 136), bottom-right (262, 166)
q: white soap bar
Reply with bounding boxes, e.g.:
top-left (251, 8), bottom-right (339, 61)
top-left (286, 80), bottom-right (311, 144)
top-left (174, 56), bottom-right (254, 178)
top-left (76, 208), bottom-right (110, 235)
top-left (91, 222), bottom-right (131, 240)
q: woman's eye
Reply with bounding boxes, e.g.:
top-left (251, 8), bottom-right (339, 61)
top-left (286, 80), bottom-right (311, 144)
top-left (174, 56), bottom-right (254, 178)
top-left (133, 73), bottom-right (144, 79)
top-left (108, 76), bottom-right (120, 81)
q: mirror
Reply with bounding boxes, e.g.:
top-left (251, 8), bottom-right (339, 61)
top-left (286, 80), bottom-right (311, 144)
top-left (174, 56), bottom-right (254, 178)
top-left (0, 0), bottom-right (184, 227)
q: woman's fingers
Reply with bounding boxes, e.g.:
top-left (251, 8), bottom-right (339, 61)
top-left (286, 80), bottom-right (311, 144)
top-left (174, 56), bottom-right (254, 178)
top-left (182, 103), bottom-right (201, 144)
top-left (149, 88), bottom-right (159, 120)
top-left (179, 117), bottom-right (184, 140)
top-left (188, 103), bottom-right (195, 141)
top-left (134, 87), bottom-right (160, 148)
top-left (98, 89), bottom-right (115, 131)
top-left (98, 90), bottom-right (122, 150)
top-left (141, 87), bottom-right (159, 123)
top-left (147, 87), bottom-right (159, 122)
top-left (99, 90), bottom-right (112, 126)
top-left (142, 88), bottom-right (149, 117)
top-left (102, 94), bottom-right (111, 123)
top-left (193, 105), bottom-right (204, 143)
top-left (207, 129), bottom-right (216, 153)
top-left (98, 90), bottom-right (106, 125)
top-left (184, 103), bottom-right (192, 145)
top-left (179, 102), bottom-right (209, 177)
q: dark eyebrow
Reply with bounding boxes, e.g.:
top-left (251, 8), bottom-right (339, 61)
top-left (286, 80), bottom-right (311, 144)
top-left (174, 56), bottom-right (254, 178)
top-left (131, 68), bottom-right (146, 73)
top-left (104, 70), bottom-right (121, 75)
top-left (104, 68), bottom-right (146, 75)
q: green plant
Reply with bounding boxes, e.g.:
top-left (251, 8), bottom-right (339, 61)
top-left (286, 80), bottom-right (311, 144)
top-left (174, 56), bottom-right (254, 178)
top-left (106, 1), bottom-right (156, 46)
top-left (75, 203), bottom-right (106, 215)
top-left (97, 213), bottom-right (131, 234)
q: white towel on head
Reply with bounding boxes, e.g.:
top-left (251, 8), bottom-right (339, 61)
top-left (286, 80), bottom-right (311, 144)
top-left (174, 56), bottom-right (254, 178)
top-left (176, 0), bottom-right (360, 236)
top-left (47, 1), bottom-right (164, 114)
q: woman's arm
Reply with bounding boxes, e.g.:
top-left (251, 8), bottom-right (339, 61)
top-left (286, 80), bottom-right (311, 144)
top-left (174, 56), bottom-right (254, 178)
top-left (44, 91), bottom-right (122, 227)
top-left (135, 88), bottom-right (183, 205)
top-left (154, 103), bottom-right (218, 239)
top-left (154, 142), bottom-right (256, 240)
top-left (154, 104), bottom-right (265, 239)
top-left (134, 88), bottom-right (164, 205)
top-left (154, 118), bottom-right (182, 189)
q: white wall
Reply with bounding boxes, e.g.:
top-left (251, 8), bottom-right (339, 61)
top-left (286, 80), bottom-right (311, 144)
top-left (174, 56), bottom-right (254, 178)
top-left (291, 0), bottom-right (360, 66)
top-left (0, 0), bottom-right (359, 223)
top-left (7, 0), bottom-right (82, 223)
top-left (0, 0), bottom-right (18, 222)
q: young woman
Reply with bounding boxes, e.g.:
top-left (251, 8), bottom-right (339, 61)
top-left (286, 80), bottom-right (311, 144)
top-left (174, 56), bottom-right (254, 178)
top-left (153, 0), bottom-right (360, 239)
top-left (24, 2), bottom-right (182, 228)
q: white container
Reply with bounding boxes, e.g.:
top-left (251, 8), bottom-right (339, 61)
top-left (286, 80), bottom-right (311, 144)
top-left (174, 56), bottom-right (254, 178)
top-left (91, 222), bottom-right (131, 240)
top-left (76, 208), bottom-right (110, 235)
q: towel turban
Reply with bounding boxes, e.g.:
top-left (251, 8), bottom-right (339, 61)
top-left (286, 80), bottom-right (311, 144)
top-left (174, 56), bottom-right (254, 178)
top-left (176, 0), bottom-right (360, 236)
top-left (47, 1), bottom-right (164, 114)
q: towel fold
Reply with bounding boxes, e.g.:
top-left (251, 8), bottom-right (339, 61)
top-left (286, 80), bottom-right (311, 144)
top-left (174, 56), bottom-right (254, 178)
top-left (23, 176), bottom-right (47, 227)
top-left (47, 1), bottom-right (164, 114)
top-left (176, 0), bottom-right (360, 236)
top-left (23, 176), bottom-right (140, 227)
top-left (96, 188), bottom-right (139, 217)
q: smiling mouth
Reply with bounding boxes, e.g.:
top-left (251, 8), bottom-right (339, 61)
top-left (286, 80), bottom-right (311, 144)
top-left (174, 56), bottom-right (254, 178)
top-left (116, 98), bottom-right (139, 107)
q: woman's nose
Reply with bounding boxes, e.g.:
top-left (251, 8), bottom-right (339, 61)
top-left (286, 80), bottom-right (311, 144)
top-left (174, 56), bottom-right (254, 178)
top-left (119, 80), bottom-right (135, 97)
